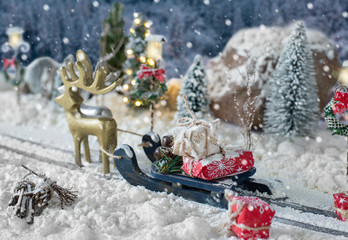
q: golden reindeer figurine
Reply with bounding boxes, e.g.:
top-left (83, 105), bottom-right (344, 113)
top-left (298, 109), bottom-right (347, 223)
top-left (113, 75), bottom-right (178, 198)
top-left (56, 50), bottom-right (121, 174)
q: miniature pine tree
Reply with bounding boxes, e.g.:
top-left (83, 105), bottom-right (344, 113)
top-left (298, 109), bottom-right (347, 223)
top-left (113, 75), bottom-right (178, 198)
top-left (122, 12), bottom-right (151, 107)
top-left (264, 22), bottom-right (319, 137)
top-left (99, 2), bottom-right (127, 74)
top-left (176, 55), bottom-right (209, 119)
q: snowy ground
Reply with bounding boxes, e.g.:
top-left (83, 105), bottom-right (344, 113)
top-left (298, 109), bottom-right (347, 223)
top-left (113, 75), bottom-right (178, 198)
top-left (0, 90), bottom-right (348, 240)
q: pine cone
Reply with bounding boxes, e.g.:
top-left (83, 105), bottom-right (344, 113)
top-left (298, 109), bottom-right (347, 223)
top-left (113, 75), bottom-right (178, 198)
top-left (162, 135), bottom-right (174, 148)
top-left (154, 146), bottom-right (175, 161)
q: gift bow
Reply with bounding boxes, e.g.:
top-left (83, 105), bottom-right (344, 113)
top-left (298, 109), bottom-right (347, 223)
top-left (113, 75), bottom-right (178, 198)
top-left (332, 88), bottom-right (348, 115)
top-left (137, 64), bottom-right (166, 83)
top-left (3, 56), bottom-right (16, 70)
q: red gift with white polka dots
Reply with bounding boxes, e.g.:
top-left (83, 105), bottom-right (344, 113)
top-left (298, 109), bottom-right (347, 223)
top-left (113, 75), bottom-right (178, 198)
top-left (333, 192), bottom-right (348, 221)
top-left (181, 149), bottom-right (254, 180)
top-left (225, 195), bottom-right (275, 240)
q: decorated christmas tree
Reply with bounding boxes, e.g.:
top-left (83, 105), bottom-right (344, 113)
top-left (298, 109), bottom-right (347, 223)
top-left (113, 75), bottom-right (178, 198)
top-left (134, 35), bottom-right (167, 106)
top-left (121, 12), bottom-right (151, 107)
top-left (99, 2), bottom-right (127, 74)
top-left (264, 22), bottom-right (319, 137)
top-left (176, 55), bottom-right (209, 119)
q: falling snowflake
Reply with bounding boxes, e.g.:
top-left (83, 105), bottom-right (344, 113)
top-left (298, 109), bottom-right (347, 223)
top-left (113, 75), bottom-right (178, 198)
top-left (343, 11), bottom-right (348, 18)
top-left (92, 1), bottom-right (99, 7)
top-left (203, 0), bottom-right (210, 5)
top-left (213, 103), bottom-right (220, 110)
top-left (225, 19), bottom-right (232, 26)
top-left (21, 54), bottom-right (28, 61)
top-left (307, 3), bottom-right (313, 9)
top-left (316, 136), bottom-right (322, 143)
top-left (154, 0), bottom-right (160, 3)
top-left (43, 4), bottom-right (49, 11)
top-left (186, 42), bottom-right (193, 48)
top-left (63, 37), bottom-right (69, 44)
top-left (323, 65), bottom-right (330, 72)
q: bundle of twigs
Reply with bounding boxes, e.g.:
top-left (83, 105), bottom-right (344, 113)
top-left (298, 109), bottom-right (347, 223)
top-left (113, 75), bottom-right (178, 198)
top-left (8, 165), bottom-right (78, 224)
top-left (21, 165), bottom-right (78, 208)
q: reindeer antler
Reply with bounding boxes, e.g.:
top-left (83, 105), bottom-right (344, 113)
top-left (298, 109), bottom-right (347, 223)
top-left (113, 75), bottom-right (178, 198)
top-left (60, 50), bottom-right (122, 95)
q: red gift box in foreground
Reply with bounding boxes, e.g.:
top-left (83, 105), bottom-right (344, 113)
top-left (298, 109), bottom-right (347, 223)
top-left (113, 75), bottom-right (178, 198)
top-left (333, 192), bottom-right (348, 221)
top-left (226, 195), bottom-right (275, 240)
top-left (182, 149), bottom-right (254, 180)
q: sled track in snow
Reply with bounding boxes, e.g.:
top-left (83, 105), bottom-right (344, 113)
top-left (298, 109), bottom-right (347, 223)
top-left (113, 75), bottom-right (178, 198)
top-left (0, 133), bottom-right (122, 181)
top-left (0, 133), bottom-right (348, 238)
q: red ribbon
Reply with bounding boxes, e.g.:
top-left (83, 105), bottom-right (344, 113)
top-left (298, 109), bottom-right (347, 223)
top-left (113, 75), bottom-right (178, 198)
top-left (3, 56), bottom-right (16, 70)
top-left (137, 64), bottom-right (166, 83)
top-left (332, 90), bottom-right (348, 115)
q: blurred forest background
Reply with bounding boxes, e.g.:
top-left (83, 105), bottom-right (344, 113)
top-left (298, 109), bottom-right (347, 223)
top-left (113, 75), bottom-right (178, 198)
top-left (0, 0), bottom-right (347, 78)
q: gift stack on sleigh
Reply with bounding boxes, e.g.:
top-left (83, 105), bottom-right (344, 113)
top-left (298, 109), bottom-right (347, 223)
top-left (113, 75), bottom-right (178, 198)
top-left (114, 96), bottom-right (277, 239)
top-left (153, 95), bottom-right (255, 182)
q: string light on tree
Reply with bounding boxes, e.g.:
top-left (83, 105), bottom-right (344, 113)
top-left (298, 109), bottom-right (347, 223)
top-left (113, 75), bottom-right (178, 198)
top-left (131, 79), bottom-right (136, 85)
top-left (139, 56), bottom-right (146, 63)
top-left (123, 84), bottom-right (129, 91)
top-left (134, 18), bottom-right (141, 26)
top-left (125, 69), bottom-right (132, 75)
top-left (147, 58), bottom-right (155, 66)
top-left (126, 49), bottom-right (133, 55)
top-left (144, 21), bottom-right (152, 28)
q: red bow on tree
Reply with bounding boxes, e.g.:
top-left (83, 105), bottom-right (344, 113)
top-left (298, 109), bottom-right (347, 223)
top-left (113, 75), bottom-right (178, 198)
top-left (137, 64), bottom-right (166, 83)
top-left (332, 89), bottom-right (348, 115)
top-left (3, 56), bottom-right (16, 70)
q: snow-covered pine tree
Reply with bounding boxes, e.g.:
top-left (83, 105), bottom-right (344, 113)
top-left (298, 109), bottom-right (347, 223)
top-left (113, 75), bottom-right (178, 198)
top-left (264, 22), bottom-right (319, 137)
top-left (176, 55), bottom-right (209, 119)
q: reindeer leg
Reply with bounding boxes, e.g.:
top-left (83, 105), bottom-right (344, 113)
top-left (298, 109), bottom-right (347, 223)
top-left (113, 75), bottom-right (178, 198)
top-left (100, 139), bottom-right (110, 174)
top-left (83, 137), bottom-right (91, 163)
top-left (74, 137), bottom-right (82, 167)
top-left (111, 134), bottom-right (117, 169)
